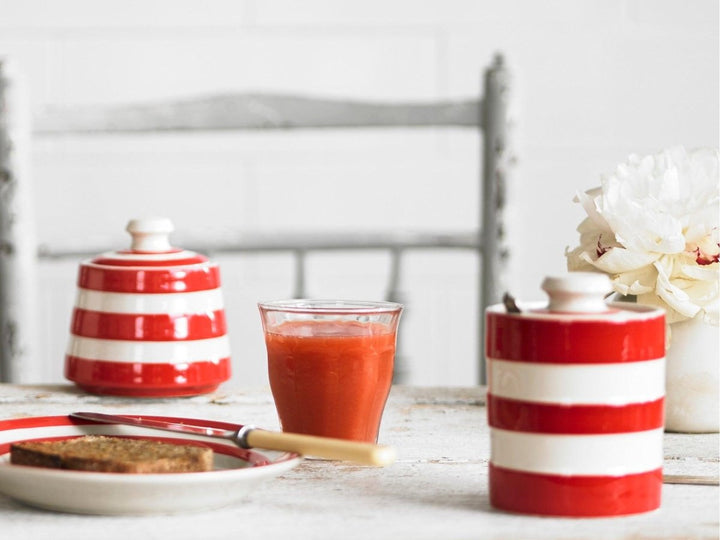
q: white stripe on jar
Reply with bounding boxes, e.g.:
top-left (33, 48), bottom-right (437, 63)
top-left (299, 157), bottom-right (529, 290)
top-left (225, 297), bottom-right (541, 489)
top-left (490, 427), bottom-right (664, 476)
top-left (66, 336), bottom-right (231, 364)
top-left (93, 250), bottom-right (201, 262)
top-left (74, 288), bottom-right (224, 314)
top-left (488, 358), bottom-right (665, 405)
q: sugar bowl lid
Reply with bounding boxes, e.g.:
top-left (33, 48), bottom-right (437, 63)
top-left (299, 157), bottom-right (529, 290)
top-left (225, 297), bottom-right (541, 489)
top-left (78, 218), bottom-right (219, 293)
top-left (90, 217), bottom-right (208, 266)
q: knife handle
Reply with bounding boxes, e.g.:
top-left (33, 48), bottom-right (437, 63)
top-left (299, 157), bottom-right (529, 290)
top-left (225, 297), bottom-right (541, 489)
top-left (244, 429), bottom-right (396, 467)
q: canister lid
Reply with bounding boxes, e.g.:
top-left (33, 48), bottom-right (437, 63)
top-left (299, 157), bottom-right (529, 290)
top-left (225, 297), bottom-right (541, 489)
top-left (485, 272), bottom-right (666, 364)
top-left (541, 273), bottom-right (612, 313)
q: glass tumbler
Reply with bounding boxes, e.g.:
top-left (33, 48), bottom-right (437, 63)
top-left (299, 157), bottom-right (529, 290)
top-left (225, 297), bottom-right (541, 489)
top-left (258, 299), bottom-right (403, 443)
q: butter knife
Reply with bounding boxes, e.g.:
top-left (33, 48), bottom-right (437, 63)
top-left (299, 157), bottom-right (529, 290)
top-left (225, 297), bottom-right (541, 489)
top-left (70, 411), bottom-right (395, 467)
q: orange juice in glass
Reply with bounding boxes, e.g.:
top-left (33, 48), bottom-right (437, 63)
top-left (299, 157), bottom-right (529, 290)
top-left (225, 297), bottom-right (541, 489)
top-left (258, 300), bottom-right (403, 443)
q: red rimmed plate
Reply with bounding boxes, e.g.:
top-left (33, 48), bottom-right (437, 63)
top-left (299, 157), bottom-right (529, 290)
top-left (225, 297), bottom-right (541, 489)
top-left (0, 415), bottom-right (302, 515)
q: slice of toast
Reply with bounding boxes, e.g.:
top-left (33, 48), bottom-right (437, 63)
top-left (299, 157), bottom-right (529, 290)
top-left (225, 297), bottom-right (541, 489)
top-left (10, 435), bottom-right (213, 473)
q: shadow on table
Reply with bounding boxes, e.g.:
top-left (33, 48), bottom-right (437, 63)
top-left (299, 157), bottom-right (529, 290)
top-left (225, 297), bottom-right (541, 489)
top-left (340, 461), bottom-right (494, 514)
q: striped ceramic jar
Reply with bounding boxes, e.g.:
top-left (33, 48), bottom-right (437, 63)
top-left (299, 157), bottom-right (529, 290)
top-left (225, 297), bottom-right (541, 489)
top-left (486, 273), bottom-right (665, 517)
top-left (65, 218), bottom-right (231, 397)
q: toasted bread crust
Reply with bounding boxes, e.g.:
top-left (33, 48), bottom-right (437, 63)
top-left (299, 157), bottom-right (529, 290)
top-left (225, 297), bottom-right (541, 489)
top-left (10, 435), bottom-right (213, 473)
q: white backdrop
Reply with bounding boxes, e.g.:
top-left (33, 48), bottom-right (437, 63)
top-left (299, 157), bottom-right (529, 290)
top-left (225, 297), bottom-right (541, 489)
top-left (0, 0), bottom-right (717, 386)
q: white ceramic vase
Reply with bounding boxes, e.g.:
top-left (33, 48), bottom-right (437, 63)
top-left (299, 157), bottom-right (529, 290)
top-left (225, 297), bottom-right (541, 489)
top-left (664, 316), bottom-right (719, 433)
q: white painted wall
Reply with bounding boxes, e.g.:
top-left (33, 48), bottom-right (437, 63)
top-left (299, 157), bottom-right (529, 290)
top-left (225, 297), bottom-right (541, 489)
top-left (0, 0), bottom-right (717, 386)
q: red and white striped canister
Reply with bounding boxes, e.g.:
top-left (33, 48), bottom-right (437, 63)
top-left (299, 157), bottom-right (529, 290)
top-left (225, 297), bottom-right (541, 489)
top-left (65, 218), bottom-right (231, 397)
top-left (486, 273), bottom-right (665, 517)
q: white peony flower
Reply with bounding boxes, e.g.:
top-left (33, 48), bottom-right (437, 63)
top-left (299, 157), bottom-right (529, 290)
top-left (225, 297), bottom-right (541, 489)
top-left (566, 146), bottom-right (720, 325)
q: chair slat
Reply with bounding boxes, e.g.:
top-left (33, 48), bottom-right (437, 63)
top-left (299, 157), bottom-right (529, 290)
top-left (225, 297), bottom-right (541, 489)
top-left (34, 94), bottom-right (481, 134)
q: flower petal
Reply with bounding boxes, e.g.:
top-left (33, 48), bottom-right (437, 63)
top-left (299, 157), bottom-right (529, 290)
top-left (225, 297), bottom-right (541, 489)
top-left (611, 266), bottom-right (656, 296)
top-left (654, 259), bottom-right (702, 319)
top-left (680, 260), bottom-right (719, 281)
top-left (581, 247), bottom-right (660, 274)
top-left (575, 188), bottom-right (613, 233)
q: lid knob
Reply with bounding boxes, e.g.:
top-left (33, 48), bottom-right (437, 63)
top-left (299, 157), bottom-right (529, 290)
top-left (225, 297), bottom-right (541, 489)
top-left (541, 272), bottom-right (612, 313)
top-left (126, 218), bottom-right (174, 252)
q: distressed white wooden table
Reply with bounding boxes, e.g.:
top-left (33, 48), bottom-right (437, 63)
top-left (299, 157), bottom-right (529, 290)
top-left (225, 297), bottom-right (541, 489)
top-left (0, 384), bottom-right (718, 540)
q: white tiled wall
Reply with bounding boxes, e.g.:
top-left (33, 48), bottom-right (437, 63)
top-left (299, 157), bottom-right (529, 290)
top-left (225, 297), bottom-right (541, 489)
top-left (1, 0), bottom-right (717, 385)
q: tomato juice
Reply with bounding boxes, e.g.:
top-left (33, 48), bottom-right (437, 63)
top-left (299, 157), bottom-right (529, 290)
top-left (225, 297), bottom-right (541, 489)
top-left (265, 320), bottom-right (397, 442)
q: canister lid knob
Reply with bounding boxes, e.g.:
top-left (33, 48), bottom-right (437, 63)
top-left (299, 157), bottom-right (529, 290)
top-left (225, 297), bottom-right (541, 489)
top-left (541, 272), bottom-right (612, 313)
top-left (126, 218), bottom-right (174, 252)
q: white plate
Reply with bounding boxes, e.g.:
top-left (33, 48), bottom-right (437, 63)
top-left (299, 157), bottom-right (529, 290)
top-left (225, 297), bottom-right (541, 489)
top-left (0, 415), bottom-right (302, 515)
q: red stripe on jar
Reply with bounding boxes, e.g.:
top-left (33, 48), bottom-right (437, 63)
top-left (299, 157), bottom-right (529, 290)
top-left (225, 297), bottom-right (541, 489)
top-left (489, 464), bottom-right (662, 517)
top-left (70, 309), bottom-right (227, 341)
top-left (487, 394), bottom-right (664, 434)
top-left (485, 313), bottom-right (665, 363)
top-left (78, 264), bottom-right (221, 293)
top-left (93, 257), bottom-right (207, 267)
top-left (64, 356), bottom-right (231, 398)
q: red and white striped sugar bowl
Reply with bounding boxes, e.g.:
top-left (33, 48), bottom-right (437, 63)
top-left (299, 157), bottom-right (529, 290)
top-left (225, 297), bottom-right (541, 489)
top-left (65, 218), bottom-right (231, 397)
top-left (486, 273), bottom-right (665, 517)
